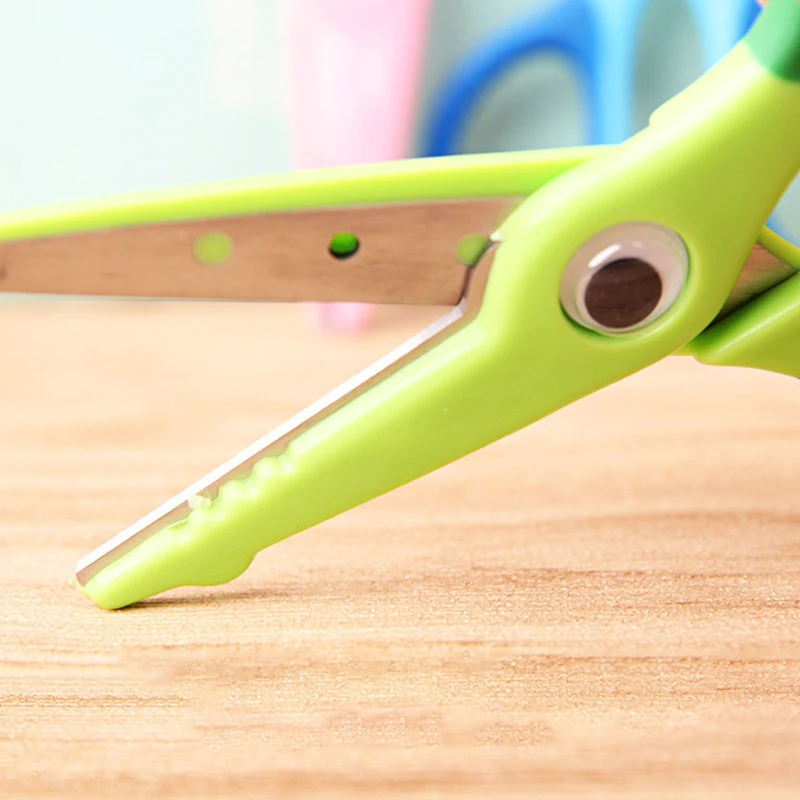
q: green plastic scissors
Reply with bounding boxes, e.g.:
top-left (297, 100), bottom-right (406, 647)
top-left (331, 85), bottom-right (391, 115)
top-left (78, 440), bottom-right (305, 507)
top-left (2, 0), bottom-right (799, 610)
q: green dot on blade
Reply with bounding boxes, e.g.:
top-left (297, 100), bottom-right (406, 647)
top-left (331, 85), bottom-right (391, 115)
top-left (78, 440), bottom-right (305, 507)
top-left (328, 232), bottom-right (360, 259)
top-left (456, 234), bottom-right (491, 268)
top-left (193, 232), bottom-right (233, 266)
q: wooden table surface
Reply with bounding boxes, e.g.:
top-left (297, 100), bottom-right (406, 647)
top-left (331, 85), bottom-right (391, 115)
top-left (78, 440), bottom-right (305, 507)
top-left (0, 301), bottom-right (798, 799)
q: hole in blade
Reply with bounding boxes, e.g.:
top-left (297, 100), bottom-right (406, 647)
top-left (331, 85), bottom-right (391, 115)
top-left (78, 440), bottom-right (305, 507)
top-left (328, 233), bottom-right (360, 260)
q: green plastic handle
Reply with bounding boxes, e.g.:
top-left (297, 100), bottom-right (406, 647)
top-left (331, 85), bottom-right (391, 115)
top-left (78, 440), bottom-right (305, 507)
top-left (77, 0), bottom-right (800, 609)
top-left (0, 149), bottom-right (598, 241)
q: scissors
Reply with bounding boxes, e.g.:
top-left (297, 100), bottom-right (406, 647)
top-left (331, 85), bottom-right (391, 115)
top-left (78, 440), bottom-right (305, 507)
top-left (1, 0), bottom-right (798, 610)
top-left (423, 0), bottom-right (760, 154)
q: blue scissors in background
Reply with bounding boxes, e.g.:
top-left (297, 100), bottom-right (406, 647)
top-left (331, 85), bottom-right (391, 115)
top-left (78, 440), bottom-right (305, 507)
top-left (423, 0), bottom-right (760, 153)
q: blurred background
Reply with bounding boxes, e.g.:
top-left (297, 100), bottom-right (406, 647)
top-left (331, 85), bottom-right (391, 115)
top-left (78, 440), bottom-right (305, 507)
top-left (0, 0), bottom-right (796, 231)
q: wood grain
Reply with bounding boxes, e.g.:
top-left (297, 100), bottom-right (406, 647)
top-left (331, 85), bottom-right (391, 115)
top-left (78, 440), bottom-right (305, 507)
top-left (0, 301), bottom-right (798, 800)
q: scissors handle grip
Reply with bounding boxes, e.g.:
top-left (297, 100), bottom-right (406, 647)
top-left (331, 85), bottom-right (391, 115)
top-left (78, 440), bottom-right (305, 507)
top-left (423, 0), bottom-right (596, 157)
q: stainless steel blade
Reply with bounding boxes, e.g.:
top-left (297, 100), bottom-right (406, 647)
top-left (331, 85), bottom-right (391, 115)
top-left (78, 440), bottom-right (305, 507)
top-left (0, 199), bottom-right (518, 305)
top-left (716, 243), bottom-right (797, 321)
